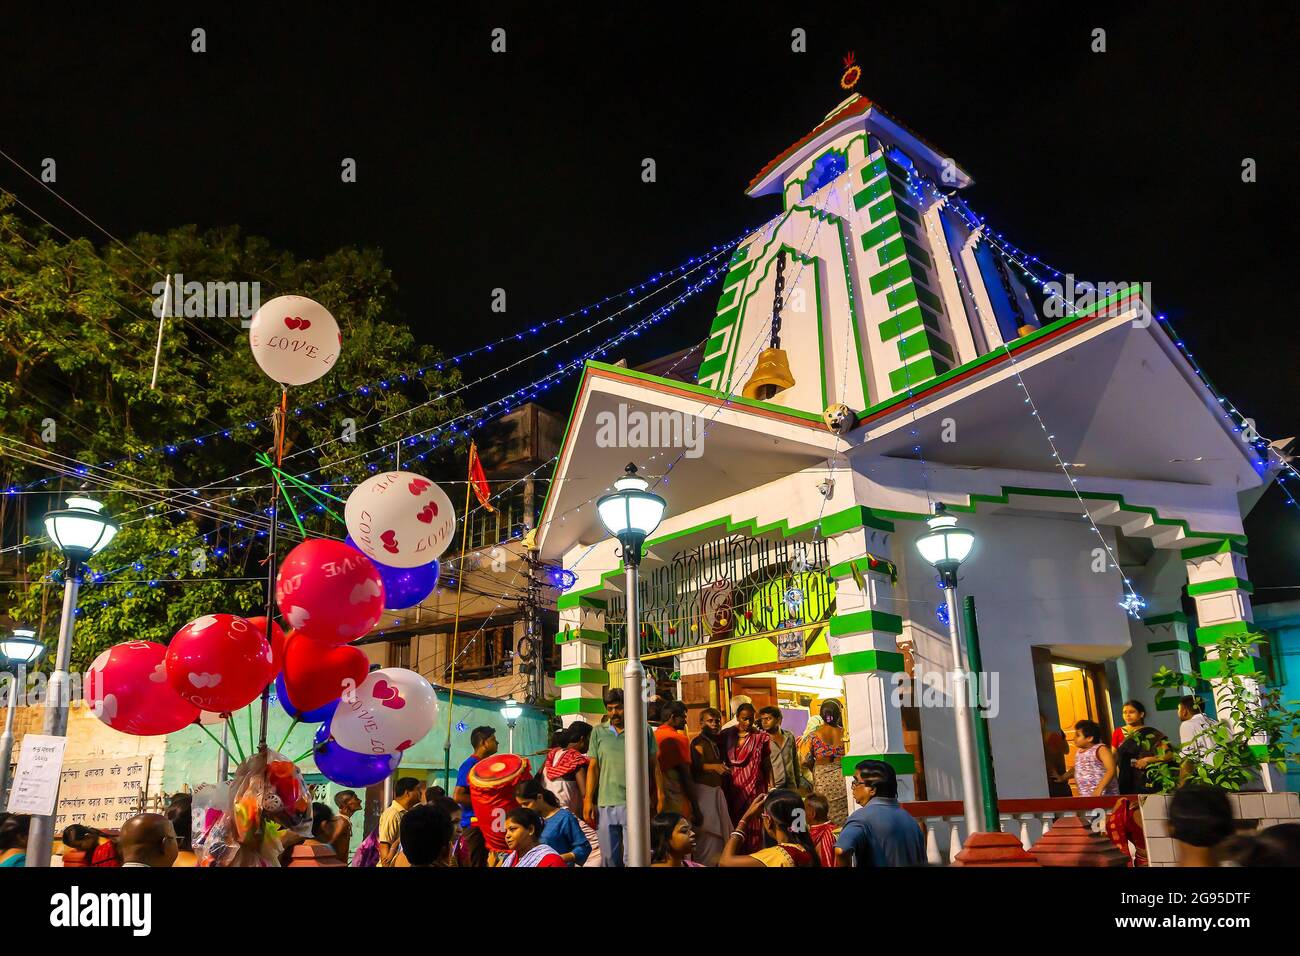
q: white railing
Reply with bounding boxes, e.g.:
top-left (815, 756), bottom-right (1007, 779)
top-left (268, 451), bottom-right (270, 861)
top-left (904, 797), bottom-right (1116, 863)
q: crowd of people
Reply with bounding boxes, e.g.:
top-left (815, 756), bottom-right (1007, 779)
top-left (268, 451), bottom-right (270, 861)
top-left (354, 689), bottom-right (927, 868)
top-left (2, 691), bottom-right (1296, 869)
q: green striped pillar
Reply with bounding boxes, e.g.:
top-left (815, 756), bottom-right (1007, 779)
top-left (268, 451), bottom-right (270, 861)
top-left (555, 591), bottom-right (609, 726)
top-left (825, 529), bottom-right (915, 801)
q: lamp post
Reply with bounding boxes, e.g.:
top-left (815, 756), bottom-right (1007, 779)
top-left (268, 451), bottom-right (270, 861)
top-left (0, 628), bottom-right (46, 803)
top-left (914, 503), bottom-right (984, 834)
top-left (595, 462), bottom-right (666, 867)
top-left (26, 496), bottom-right (117, 867)
top-left (501, 697), bottom-right (523, 754)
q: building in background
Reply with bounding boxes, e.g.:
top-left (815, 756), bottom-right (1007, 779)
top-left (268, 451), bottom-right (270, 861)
top-left (356, 403), bottom-right (565, 704)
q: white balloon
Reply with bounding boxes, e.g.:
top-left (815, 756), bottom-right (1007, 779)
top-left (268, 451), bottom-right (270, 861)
top-left (344, 471), bottom-right (456, 568)
top-left (248, 294), bottom-right (341, 386)
top-left (330, 667), bottom-right (438, 756)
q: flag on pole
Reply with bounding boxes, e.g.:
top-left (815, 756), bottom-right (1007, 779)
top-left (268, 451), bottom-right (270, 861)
top-left (468, 441), bottom-right (495, 513)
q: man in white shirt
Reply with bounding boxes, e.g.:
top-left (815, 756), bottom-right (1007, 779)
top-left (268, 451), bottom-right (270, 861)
top-left (1178, 696), bottom-right (1219, 782)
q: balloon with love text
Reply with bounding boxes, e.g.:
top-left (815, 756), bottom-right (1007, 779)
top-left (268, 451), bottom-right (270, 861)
top-left (247, 294), bottom-right (341, 386)
top-left (344, 472), bottom-right (456, 569)
top-left (85, 641), bottom-right (200, 736)
top-left (329, 667), bottom-right (438, 756)
top-left (164, 614), bottom-right (276, 713)
top-left (275, 538), bottom-right (386, 645)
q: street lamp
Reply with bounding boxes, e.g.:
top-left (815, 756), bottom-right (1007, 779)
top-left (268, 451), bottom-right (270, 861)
top-left (1, 628), bottom-right (45, 803)
top-left (595, 462), bottom-right (666, 867)
top-left (27, 496), bottom-right (117, 867)
top-left (915, 503), bottom-right (984, 834)
top-left (501, 697), bottom-right (523, 754)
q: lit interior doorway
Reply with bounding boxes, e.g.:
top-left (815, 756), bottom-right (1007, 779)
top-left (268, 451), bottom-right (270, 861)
top-left (1050, 658), bottom-right (1113, 795)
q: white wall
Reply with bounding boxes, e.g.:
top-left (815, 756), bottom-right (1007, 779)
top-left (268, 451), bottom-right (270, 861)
top-left (899, 510), bottom-right (1132, 799)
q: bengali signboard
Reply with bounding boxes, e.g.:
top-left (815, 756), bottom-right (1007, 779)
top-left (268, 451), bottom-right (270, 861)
top-left (53, 756), bottom-right (150, 830)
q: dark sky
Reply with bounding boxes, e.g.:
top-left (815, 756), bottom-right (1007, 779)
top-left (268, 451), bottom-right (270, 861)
top-left (4, 2), bottom-right (1298, 592)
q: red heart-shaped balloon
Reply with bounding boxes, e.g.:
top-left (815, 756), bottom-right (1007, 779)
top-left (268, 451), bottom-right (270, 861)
top-left (282, 633), bottom-right (369, 712)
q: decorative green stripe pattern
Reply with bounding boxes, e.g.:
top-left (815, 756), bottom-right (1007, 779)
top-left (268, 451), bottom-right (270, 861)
top-left (1142, 612), bottom-right (1189, 627)
top-left (1200, 657), bottom-right (1263, 679)
top-left (556, 592), bottom-right (608, 611)
top-left (555, 667), bottom-right (610, 687)
top-left (1181, 539), bottom-right (1248, 560)
top-left (888, 355), bottom-right (951, 392)
top-left (1194, 621), bottom-right (1257, 646)
top-left (824, 555), bottom-right (898, 581)
top-left (1146, 640), bottom-right (1192, 654)
top-left (1187, 577), bottom-right (1253, 597)
top-left (555, 628), bottom-right (609, 646)
top-left (878, 305), bottom-right (941, 342)
top-left (830, 610), bottom-right (904, 636)
top-left (832, 649), bottom-right (906, 675)
top-left (840, 752), bottom-right (916, 776)
top-left (850, 282), bottom-right (1151, 423)
top-left (555, 697), bottom-right (606, 717)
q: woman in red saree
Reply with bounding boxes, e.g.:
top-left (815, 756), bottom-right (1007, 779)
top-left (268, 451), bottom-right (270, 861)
top-left (719, 703), bottom-right (772, 853)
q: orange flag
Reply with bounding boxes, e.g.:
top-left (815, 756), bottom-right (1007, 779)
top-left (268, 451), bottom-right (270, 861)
top-left (468, 441), bottom-right (495, 513)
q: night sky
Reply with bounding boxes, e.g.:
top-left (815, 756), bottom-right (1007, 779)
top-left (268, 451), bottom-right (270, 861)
top-left (4, 3), bottom-right (1298, 592)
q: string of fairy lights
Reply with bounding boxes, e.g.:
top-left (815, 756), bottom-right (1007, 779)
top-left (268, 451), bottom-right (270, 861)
top-left (895, 165), bottom-right (1147, 616)
top-left (7, 229), bottom-right (751, 493)
top-left (1, 234), bottom-right (745, 562)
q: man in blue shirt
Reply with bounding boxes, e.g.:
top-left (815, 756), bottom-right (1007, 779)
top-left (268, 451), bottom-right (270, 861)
top-left (835, 759), bottom-right (925, 867)
top-left (454, 723), bottom-right (499, 868)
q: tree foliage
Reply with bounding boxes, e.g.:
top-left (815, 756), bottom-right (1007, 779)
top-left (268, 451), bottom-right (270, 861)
top-left (1149, 629), bottom-right (1300, 792)
top-left (1, 195), bottom-right (464, 666)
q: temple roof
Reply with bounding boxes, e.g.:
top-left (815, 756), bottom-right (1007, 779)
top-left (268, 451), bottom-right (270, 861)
top-left (746, 93), bottom-right (973, 197)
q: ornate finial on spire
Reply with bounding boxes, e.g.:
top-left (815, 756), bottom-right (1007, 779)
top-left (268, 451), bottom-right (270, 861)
top-left (840, 51), bottom-right (861, 91)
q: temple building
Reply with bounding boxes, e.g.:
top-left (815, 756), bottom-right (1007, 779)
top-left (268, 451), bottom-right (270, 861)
top-left (534, 93), bottom-right (1280, 809)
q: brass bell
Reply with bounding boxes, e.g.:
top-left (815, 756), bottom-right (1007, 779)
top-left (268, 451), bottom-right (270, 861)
top-left (742, 347), bottom-right (796, 401)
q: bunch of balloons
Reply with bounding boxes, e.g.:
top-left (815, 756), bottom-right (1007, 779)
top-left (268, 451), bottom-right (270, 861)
top-left (84, 531), bottom-right (445, 788)
top-left (83, 303), bottom-right (453, 787)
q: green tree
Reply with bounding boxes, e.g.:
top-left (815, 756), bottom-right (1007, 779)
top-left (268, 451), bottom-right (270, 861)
top-left (1149, 629), bottom-right (1300, 792)
top-left (1, 195), bottom-right (465, 666)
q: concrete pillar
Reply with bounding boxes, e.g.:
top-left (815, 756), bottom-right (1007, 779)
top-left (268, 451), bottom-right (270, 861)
top-left (824, 525), bottom-right (915, 800)
top-left (1183, 540), bottom-right (1282, 790)
top-left (554, 592), bottom-right (609, 727)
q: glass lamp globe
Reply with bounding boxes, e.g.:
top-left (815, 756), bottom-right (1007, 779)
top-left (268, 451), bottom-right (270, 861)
top-left (501, 697), bottom-right (523, 723)
top-left (915, 503), bottom-right (975, 583)
top-left (1, 627), bottom-right (44, 668)
top-left (596, 463), bottom-right (666, 564)
top-left (43, 496), bottom-right (118, 562)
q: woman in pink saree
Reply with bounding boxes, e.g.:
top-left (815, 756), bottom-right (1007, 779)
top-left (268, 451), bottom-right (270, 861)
top-left (719, 703), bottom-right (772, 853)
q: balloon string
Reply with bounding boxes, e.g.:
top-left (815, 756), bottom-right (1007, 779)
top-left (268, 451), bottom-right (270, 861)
top-left (290, 747), bottom-right (314, 764)
top-left (276, 475), bottom-right (308, 538)
top-left (195, 720), bottom-right (236, 764)
top-left (230, 717), bottom-right (248, 763)
top-left (275, 388), bottom-right (289, 467)
top-left (247, 706), bottom-right (255, 759)
top-left (277, 717), bottom-right (300, 754)
top-left (253, 452), bottom-right (346, 521)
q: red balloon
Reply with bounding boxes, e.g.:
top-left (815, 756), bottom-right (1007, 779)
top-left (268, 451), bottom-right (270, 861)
top-left (165, 614), bottom-right (275, 712)
top-left (245, 616), bottom-right (288, 671)
top-left (282, 632), bottom-right (369, 712)
top-left (276, 538), bottom-right (386, 646)
top-left (85, 641), bottom-right (200, 736)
